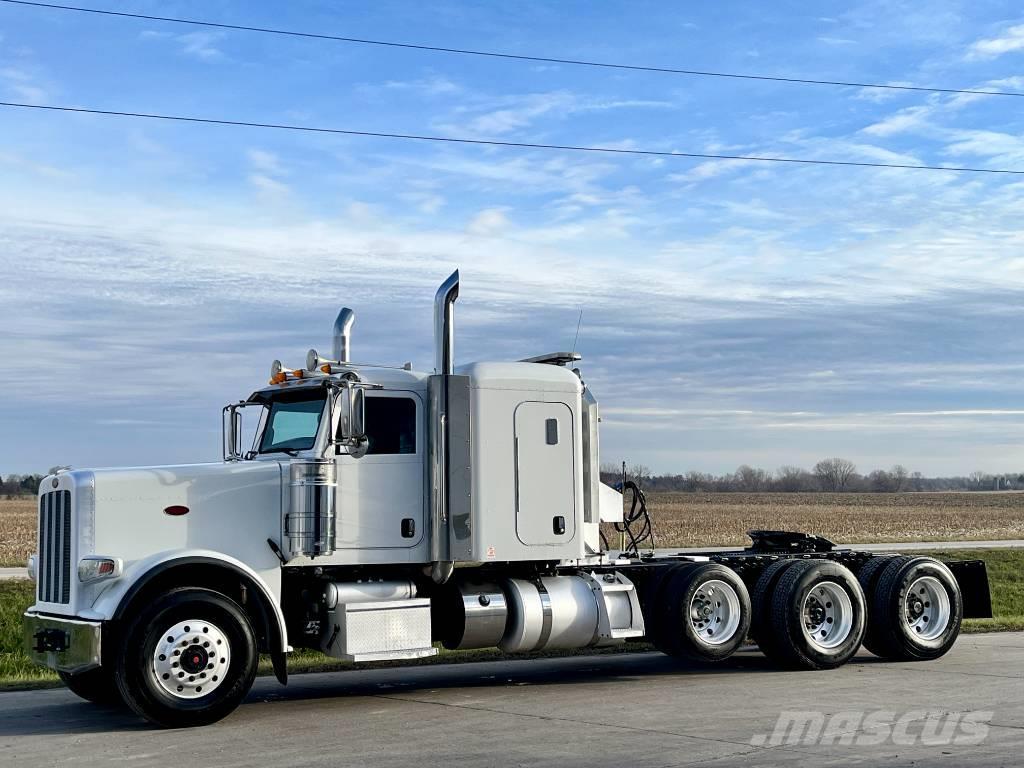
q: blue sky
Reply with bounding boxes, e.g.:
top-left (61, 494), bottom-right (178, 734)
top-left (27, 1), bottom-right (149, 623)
top-left (1, 0), bottom-right (1023, 476)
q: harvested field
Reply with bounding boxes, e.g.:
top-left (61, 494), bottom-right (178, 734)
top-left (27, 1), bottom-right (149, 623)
top-left (0, 498), bottom-right (35, 568)
top-left (632, 491), bottom-right (1024, 548)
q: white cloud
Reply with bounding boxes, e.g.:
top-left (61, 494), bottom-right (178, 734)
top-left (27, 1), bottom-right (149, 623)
top-left (400, 191), bottom-right (446, 214)
top-left (466, 207), bottom-right (510, 235)
top-left (853, 82), bottom-right (915, 103)
top-left (8, 82), bottom-right (45, 103)
top-left (861, 105), bottom-right (934, 137)
top-left (668, 158), bottom-right (749, 182)
top-left (139, 28), bottom-right (226, 60)
top-left (943, 129), bottom-right (1024, 163)
top-left (247, 149), bottom-right (285, 175)
top-left (179, 31), bottom-right (225, 60)
top-left (966, 23), bottom-right (1024, 60)
top-left (381, 75), bottom-right (461, 96)
top-left (1, 67), bottom-right (47, 103)
top-left (444, 91), bottom-right (676, 136)
top-left (247, 173), bottom-right (289, 196)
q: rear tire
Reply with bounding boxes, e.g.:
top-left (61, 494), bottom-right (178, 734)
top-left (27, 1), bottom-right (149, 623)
top-left (858, 555), bottom-right (910, 654)
top-left (115, 587), bottom-right (258, 728)
top-left (640, 562), bottom-right (695, 646)
top-left (767, 559), bottom-right (866, 670)
top-left (750, 559), bottom-right (800, 660)
top-left (856, 555), bottom-right (899, 597)
top-left (59, 667), bottom-right (124, 706)
top-left (864, 556), bottom-right (962, 661)
top-left (656, 563), bottom-right (751, 662)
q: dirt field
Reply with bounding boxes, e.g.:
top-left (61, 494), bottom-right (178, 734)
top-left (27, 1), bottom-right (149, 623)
top-left (0, 498), bottom-right (36, 568)
top-left (634, 491), bottom-right (1024, 548)
top-left (2, 492), bottom-right (1024, 565)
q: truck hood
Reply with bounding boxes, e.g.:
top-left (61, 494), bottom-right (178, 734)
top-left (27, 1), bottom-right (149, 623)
top-left (86, 461), bottom-right (285, 561)
top-left (35, 461), bottom-right (286, 618)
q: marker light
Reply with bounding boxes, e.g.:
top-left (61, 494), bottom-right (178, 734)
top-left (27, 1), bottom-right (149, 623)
top-left (78, 556), bottom-right (123, 584)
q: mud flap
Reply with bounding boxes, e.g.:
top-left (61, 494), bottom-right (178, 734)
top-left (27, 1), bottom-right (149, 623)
top-left (944, 560), bottom-right (993, 619)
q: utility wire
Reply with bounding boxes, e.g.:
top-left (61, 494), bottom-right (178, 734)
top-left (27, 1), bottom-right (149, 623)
top-left (3, 0), bottom-right (1023, 99)
top-left (2, 100), bottom-right (1023, 175)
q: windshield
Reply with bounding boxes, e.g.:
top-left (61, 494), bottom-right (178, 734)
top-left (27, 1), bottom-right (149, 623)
top-left (258, 390), bottom-right (326, 454)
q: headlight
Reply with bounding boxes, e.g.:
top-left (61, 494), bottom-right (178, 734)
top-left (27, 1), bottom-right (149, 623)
top-left (27, 554), bottom-right (37, 581)
top-left (78, 556), bottom-right (123, 584)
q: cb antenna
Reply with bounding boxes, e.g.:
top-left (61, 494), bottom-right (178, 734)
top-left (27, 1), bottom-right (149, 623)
top-left (570, 308), bottom-right (583, 357)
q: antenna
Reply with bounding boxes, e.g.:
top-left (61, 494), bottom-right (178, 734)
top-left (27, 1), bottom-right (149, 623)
top-left (570, 308), bottom-right (583, 357)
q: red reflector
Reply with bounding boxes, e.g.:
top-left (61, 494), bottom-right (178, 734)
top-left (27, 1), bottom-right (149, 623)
top-left (97, 561), bottom-right (115, 575)
top-left (164, 505), bottom-right (190, 516)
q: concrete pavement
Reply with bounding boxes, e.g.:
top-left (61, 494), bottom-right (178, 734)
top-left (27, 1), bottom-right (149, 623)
top-left (1, 632), bottom-right (1021, 767)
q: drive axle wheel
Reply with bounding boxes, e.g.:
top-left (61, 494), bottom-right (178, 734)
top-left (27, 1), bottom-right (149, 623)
top-left (657, 563), bottom-right (751, 662)
top-left (863, 556), bottom-right (962, 661)
top-left (750, 559), bottom-right (800, 659)
top-left (115, 587), bottom-right (257, 728)
top-left (767, 559), bottom-right (866, 670)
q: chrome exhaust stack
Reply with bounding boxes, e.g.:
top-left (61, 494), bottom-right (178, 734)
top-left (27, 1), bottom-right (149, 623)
top-left (428, 270), bottom-right (460, 584)
top-left (332, 308), bottom-right (355, 364)
top-left (433, 270), bottom-right (459, 374)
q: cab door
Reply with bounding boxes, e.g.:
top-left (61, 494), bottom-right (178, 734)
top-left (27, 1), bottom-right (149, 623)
top-left (335, 390), bottom-right (425, 549)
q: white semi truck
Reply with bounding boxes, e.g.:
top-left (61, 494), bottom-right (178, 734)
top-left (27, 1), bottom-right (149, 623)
top-left (24, 271), bottom-right (992, 727)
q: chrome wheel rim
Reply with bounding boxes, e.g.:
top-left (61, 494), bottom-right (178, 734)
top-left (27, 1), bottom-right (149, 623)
top-left (801, 581), bottom-right (854, 652)
top-left (904, 576), bottom-right (950, 641)
top-left (152, 619), bottom-right (231, 700)
top-left (689, 579), bottom-right (742, 646)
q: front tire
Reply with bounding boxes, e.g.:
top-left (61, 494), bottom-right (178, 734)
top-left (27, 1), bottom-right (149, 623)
top-left (59, 667), bottom-right (124, 706)
top-left (115, 587), bottom-right (258, 728)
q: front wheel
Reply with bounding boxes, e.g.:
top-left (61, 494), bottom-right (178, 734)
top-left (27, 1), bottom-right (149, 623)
top-left (59, 667), bottom-right (124, 706)
top-left (115, 587), bottom-right (258, 728)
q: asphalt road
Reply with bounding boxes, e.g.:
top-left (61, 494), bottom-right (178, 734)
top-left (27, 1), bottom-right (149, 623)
top-left (2, 632), bottom-right (1021, 768)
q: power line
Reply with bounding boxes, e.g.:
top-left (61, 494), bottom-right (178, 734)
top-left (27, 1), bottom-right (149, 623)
top-left (3, 100), bottom-right (1023, 175)
top-left (3, 0), bottom-right (1023, 99)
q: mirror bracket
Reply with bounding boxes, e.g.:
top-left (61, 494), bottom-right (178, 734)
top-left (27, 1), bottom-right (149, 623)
top-left (325, 378), bottom-right (380, 459)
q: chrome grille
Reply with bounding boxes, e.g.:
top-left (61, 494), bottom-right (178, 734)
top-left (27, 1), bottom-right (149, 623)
top-left (38, 490), bottom-right (72, 604)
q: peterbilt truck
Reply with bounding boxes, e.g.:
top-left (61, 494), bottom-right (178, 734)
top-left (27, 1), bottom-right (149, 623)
top-left (24, 271), bottom-right (992, 728)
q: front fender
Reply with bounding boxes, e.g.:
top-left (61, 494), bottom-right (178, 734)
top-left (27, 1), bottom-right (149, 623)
top-left (87, 549), bottom-right (287, 652)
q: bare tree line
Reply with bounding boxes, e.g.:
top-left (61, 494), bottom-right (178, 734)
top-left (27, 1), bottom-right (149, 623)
top-left (601, 460), bottom-right (1024, 493)
top-left (4, 463), bottom-right (1024, 499)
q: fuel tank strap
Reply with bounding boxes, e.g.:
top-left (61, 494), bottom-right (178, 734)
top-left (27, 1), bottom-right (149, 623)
top-left (533, 579), bottom-right (553, 651)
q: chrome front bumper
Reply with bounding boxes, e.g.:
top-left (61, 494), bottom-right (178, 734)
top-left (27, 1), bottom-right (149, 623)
top-left (23, 611), bottom-right (102, 674)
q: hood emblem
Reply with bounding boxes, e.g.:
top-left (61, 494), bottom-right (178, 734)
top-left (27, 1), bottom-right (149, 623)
top-left (163, 505), bottom-right (190, 516)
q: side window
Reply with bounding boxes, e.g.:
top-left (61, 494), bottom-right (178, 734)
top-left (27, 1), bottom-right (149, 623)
top-left (364, 397), bottom-right (417, 455)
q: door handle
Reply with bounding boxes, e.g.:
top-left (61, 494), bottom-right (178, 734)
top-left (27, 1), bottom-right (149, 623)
top-left (401, 518), bottom-right (416, 538)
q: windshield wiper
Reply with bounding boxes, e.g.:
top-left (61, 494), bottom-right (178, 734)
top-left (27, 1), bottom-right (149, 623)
top-left (259, 447), bottom-right (304, 457)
